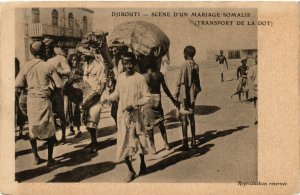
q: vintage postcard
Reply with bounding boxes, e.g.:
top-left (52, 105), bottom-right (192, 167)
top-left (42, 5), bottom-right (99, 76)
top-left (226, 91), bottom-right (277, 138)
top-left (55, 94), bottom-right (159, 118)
top-left (0, 1), bottom-right (299, 195)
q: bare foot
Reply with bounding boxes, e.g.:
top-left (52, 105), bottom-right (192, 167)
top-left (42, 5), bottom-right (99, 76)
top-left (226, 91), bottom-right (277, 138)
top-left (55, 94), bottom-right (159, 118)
top-left (34, 157), bottom-right (47, 165)
top-left (125, 171), bottom-right (136, 183)
top-left (47, 159), bottom-right (60, 167)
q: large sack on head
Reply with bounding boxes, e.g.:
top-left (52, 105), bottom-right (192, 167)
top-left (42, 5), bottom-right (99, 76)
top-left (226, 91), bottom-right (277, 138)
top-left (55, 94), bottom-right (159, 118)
top-left (109, 21), bottom-right (170, 58)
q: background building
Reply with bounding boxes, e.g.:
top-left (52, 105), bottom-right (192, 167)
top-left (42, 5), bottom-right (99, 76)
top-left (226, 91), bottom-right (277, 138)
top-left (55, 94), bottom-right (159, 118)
top-left (15, 8), bottom-right (94, 64)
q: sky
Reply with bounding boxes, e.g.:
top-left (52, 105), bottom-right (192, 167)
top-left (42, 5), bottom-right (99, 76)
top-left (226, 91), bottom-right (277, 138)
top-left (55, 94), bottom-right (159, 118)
top-left (92, 8), bottom-right (258, 65)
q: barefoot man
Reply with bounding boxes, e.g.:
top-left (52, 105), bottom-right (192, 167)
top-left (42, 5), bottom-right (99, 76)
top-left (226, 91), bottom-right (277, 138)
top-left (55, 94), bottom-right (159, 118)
top-left (102, 52), bottom-right (150, 182)
top-left (15, 41), bottom-right (62, 167)
top-left (144, 64), bottom-right (179, 154)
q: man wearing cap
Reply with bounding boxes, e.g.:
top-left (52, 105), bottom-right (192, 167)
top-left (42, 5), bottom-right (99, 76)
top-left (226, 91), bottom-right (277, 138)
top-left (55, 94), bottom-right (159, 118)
top-left (231, 57), bottom-right (249, 101)
top-left (15, 41), bottom-right (62, 167)
top-left (46, 43), bottom-right (71, 145)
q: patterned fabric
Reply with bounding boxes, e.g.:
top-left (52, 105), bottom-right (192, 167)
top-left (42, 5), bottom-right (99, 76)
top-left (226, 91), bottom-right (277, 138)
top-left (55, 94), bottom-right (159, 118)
top-left (109, 21), bottom-right (170, 57)
top-left (82, 59), bottom-right (106, 128)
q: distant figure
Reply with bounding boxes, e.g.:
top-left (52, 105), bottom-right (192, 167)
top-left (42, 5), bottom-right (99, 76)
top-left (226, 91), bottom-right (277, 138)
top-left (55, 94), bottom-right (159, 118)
top-left (144, 64), bottom-right (179, 154)
top-left (216, 50), bottom-right (228, 82)
top-left (174, 46), bottom-right (201, 150)
top-left (15, 41), bottom-right (62, 167)
top-left (231, 57), bottom-right (249, 101)
top-left (248, 57), bottom-right (258, 124)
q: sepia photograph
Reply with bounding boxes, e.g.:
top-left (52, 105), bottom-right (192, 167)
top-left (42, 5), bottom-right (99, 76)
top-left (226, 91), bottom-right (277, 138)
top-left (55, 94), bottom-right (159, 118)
top-left (0, 2), bottom-right (299, 195)
top-left (14, 7), bottom-right (258, 183)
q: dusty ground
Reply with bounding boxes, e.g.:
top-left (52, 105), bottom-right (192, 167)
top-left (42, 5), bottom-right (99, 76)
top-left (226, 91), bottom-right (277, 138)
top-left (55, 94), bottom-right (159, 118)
top-left (15, 61), bottom-right (257, 183)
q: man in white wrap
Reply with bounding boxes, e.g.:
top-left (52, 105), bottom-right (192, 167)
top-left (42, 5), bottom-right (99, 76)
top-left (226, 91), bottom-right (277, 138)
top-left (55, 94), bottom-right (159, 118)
top-left (102, 52), bottom-right (150, 182)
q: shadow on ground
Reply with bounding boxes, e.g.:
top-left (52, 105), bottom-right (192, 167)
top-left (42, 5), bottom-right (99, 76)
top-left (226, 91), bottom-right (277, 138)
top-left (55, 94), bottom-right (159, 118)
top-left (15, 125), bottom-right (117, 158)
top-left (15, 138), bottom-right (116, 182)
top-left (66, 125), bottom-right (117, 147)
top-left (145, 144), bottom-right (214, 175)
top-left (48, 161), bottom-right (115, 182)
top-left (144, 126), bottom-right (248, 176)
top-left (194, 105), bottom-right (220, 115)
top-left (169, 126), bottom-right (249, 150)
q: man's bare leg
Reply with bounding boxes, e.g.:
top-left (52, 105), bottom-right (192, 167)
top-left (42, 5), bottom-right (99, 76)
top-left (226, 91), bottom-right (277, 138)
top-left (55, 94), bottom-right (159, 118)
top-left (87, 127), bottom-right (97, 154)
top-left (124, 157), bottom-right (136, 182)
top-left (147, 128), bottom-right (156, 154)
top-left (139, 154), bottom-right (147, 175)
top-left (188, 114), bottom-right (196, 148)
top-left (47, 136), bottom-right (60, 167)
top-left (158, 124), bottom-right (170, 150)
top-left (29, 138), bottom-right (46, 165)
top-left (59, 115), bottom-right (67, 144)
top-left (74, 125), bottom-right (82, 138)
top-left (180, 114), bottom-right (189, 151)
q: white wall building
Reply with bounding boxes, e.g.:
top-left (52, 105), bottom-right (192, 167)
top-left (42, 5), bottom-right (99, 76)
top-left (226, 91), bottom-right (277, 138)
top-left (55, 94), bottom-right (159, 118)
top-left (15, 8), bottom-right (94, 64)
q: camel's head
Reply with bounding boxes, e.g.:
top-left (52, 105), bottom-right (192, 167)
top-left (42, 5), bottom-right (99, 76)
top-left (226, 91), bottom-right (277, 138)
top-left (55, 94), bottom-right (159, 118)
top-left (81, 31), bottom-right (109, 50)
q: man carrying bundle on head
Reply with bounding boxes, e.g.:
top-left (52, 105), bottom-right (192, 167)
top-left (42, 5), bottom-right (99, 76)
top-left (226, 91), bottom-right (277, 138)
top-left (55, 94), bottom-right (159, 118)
top-left (15, 41), bottom-right (62, 167)
top-left (102, 52), bottom-right (150, 182)
top-left (108, 42), bottom-right (129, 127)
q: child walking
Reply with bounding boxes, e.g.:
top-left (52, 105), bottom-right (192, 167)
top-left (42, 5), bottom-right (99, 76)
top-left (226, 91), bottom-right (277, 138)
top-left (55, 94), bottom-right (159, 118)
top-left (174, 46), bottom-right (201, 150)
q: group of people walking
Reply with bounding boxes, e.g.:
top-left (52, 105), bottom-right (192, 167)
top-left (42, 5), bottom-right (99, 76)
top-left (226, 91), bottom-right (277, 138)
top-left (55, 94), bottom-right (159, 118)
top-left (15, 33), bottom-right (202, 182)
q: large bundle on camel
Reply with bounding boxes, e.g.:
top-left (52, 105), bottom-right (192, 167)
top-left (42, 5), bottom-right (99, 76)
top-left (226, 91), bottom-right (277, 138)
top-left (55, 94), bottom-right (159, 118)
top-left (109, 21), bottom-right (170, 57)
top-left (76, 31), bottom-right (114, 70)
